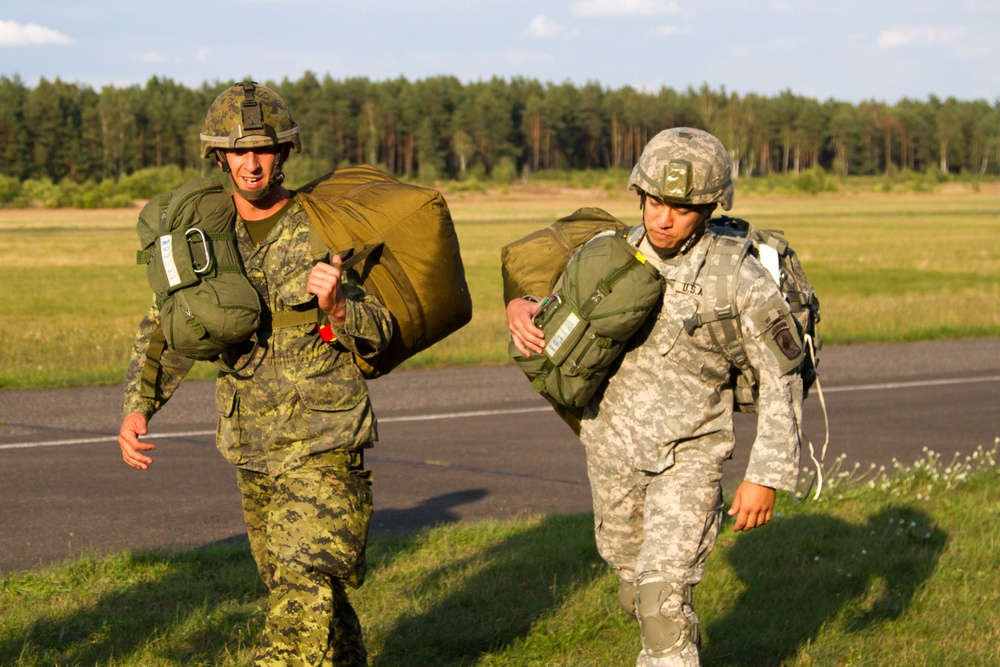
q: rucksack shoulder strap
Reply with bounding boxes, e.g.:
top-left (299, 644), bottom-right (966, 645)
top-left (682, 233), bottom-right (753, 372)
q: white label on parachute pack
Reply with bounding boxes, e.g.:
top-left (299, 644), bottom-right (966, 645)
top-left (159, 235), bottom-right (182, 288)
top-left (545, 311), bottom-right (581, 359)
top-left (758, 243), bottom-right (781, 286)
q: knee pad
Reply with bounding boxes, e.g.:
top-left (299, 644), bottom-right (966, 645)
top-left (618, 579), bottom-right (636, 617)
top-left (636, 575), bottom-right (697, 657)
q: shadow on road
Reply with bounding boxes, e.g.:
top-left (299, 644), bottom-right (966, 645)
top-left (371, 489), bottom-right (489, 536)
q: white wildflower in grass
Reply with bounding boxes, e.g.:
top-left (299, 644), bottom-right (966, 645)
top-left (796, 439), bottom-right (998, 504)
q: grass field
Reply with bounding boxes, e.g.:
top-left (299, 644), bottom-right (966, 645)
top-left (1, 181), bottom-right (998, 389)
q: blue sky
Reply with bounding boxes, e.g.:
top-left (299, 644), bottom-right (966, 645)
top-left (2, 0), bottom-right (999, 104)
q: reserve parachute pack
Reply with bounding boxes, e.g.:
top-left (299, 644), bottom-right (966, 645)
top-left (295, 164), bottom-right (473, 378)
top-left (509, 229), bottom-right (663, 409)
top-left (502, 208), bottom-right (659, 429)
top-left (135, 177), bottom-right (261, 363)
top-left (686, 216), bottom-right (821, 414)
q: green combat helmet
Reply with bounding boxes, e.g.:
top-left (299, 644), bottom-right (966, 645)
top-left (200, 80), bottom-right (301, 201)
top-left (628, 127), bottom-right (734, 211)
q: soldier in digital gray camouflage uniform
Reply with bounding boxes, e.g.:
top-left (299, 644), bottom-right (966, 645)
top-left (507, 127), bottom-right (803, 666)
top-left (118, 81), bottom-right (393, 667)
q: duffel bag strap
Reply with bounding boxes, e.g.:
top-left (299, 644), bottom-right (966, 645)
top-left (271, 239), bottom-right (385, 331)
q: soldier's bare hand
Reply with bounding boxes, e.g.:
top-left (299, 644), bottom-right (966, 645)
top-left (118, 412), bottom-right (156, 470)
top-left (507, 298), bottom-right (545, 356)
top-left (308, 256), bottom-right (347, 323)
top-left (728, 481), bottom-right (776, 531)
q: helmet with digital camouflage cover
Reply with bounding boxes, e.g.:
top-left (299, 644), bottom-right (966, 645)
top-left (628, 127), bottom-right (734, 211)
top-left (200, 80), bottom-right (301, 159)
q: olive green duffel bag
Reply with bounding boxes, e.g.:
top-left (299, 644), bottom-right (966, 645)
top-left (296, 164), bottom-right (473, 378)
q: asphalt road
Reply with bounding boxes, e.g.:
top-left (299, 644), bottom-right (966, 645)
top-left (1, 339), bottom-right (998, 574)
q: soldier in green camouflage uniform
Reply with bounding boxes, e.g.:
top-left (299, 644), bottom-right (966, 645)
top-left (118, 81), bottom-right (393, 667)
top-left (508, 128), bottom-right (803, 666)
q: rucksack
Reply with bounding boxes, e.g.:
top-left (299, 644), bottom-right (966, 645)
top-left (685, 216), bottom-right (822, 413)
top-left (510, 231), bottom-right (664, 409)
top-left (295, 165), bottom-right (473, 378)
top-left (135, 177), bottom-right (261, 364)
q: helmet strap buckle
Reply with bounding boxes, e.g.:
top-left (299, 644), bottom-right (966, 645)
top-left (240, 82), bottom-right (265, 131)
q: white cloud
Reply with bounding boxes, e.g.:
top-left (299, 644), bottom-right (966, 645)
top-left (877, 27), bottom-right (964, 48)
top-left (196, 47), bottom-right (213, 61)
top-left (524, 15), bottom-right (564, 38)
top-left (572, 0), bottom-right (680, 17)
top-left (0, 20), bottom-right (73, 47)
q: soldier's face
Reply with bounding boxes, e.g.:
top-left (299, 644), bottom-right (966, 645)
top-left (220, 148), bottom-right (279, 198)
top-left (642, 197), bottom-right (708, 251)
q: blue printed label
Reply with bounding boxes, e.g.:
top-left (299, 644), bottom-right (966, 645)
top-left (159, 235), bottom-right (182, 288)
top-left (545, 311), bottom-right (581, 359)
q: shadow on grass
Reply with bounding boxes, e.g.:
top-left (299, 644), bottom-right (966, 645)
top-left (702, 504), bottom-right (948, 666)
top-left (0, 537), bottom-right (264, 666)
top-left (369, 513), bottom-right (603, 667)
top-left (371, 489), bottom-right (490, 536)
top-left (2, 489), bottom-right (515, 665)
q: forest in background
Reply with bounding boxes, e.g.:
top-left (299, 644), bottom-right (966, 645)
top-left (2, 72), bottom-right (1000, 195)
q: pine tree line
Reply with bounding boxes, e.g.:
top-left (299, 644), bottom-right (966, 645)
top-left (2, 72), bottom-right (999, 185)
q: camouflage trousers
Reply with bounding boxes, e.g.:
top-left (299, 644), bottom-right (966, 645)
top-left (582, 437), bottom-right (729, 667)
top-left (236, 448), bottom-right (373, 667)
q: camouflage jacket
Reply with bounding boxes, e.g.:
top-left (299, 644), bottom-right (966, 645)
top-left (123, 196), bottom-right (393, 476)
top-left (580, 228), bottom-right (803, 491)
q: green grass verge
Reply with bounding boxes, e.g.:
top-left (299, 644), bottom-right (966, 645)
top-left (2, 184), bottom-right (999, 389)
top-left (2, 443), bottom-right (998, 666)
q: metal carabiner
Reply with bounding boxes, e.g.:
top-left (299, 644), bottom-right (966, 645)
top-left (185, 227), bottom-right (213, 275)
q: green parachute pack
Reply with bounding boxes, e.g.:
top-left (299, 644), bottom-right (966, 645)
top-left (135, 177), bottom-right (261, 365)
top-left (501, 208), bottom-right (657, 431)
top-left (509, 229), bottom-right (664, 409)
top-left (295, 164), bottom-right (473, 378)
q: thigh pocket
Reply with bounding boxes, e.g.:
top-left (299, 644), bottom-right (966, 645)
top-left (294, 361), bottom-right (367, 413)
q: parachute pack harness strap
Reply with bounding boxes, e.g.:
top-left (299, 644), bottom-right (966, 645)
top-left (288, 164), bottom-right (472, 378)
top-left (135, 177), bottom-right (261, 368)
